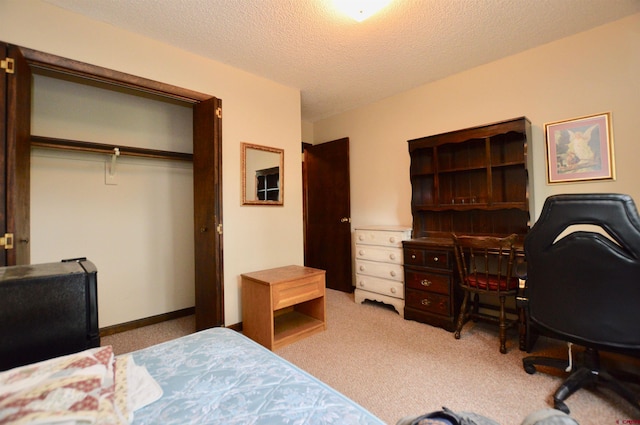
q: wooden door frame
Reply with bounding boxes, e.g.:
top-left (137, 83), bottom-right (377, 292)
top-left (6, 45), bottom-right (224, 329)
top-left (5, 45), bottom-right (31, 266)
top-left (1, 43), bottom-right (9, 266)
top-left (302, 142), bottom-right (311, 261)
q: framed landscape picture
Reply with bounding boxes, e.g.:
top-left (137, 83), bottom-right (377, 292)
top-left (545, 112), bottom-right (615, 184)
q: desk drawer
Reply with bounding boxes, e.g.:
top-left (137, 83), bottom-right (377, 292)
top-left (404, 249), bottom-right (449, 269)
top-left (404, 269), bottom-right (451, 296)
top-left (272, 275), bottom-right (324, 310)
top-left (405, 288), bottom-right (450, 317)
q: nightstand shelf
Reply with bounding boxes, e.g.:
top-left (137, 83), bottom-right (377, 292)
top-left (274, 310), bottom-right (324, 346)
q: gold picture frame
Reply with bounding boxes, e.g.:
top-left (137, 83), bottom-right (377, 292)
top-left (545, 112), bottom-right (615, 184)
top-left (241, 142), bottom-right (284, 205)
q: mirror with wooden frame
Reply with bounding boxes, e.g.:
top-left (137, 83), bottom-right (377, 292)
top-left (241, 142), bottom-right (284, 205)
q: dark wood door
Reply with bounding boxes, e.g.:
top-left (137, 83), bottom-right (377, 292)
top-left (303, 138), bottom-right (352, 292)
top-left (193, 97), bottom-right (224, 330)
top-left (1, 43), bottom-right (31, 266)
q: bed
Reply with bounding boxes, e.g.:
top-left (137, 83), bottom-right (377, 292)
top-left (0, 327), bottom-right (386, 425)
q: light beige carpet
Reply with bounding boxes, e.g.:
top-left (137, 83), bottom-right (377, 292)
top-left (102, 289), bottom-right (639, 425)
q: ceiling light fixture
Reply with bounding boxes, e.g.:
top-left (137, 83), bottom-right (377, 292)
top-left (333, 0), bottom-right (393, 22)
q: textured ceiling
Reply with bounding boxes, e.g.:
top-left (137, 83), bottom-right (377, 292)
top-left (43, 0), bottom-right (639, 122)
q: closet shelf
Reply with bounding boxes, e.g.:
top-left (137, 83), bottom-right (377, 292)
top-left (30, 135), bottom-right (193, 162)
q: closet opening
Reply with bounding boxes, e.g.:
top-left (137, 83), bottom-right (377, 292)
top-left (1, 43), bottom-right (223, 331)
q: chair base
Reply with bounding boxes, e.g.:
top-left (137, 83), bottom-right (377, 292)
top-left (523, 347), bottom-right (640, 414)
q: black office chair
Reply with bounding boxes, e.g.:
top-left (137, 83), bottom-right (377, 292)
top-left (520, 193), bottom-right (640, 414)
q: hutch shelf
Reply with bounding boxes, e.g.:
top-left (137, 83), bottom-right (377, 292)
top-left (403, 117), bottom-right (531, 331)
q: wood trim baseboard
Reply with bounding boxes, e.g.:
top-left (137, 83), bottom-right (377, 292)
top-left (226, 322), bottom-right (243, 332)
top-left (99, 307), bottom-right (196, 337)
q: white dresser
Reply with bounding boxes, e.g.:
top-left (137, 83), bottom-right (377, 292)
top-left (354, 225), bottom-right (412, 317)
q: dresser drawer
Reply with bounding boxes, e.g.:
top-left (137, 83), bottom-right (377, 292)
top-left (405, 288), bottom-right (450, 317)
top-left (404, 249), bottom-right (449, 269)
top-left (355, 259), bottom-right (404, 282)
top-left (272, 274), bottom-right (324, 311)
top-left (355, 245), bottom-right (402, 264)
top-left (355, 274), bottom-right (403, 299)
top-left (355, 229), bottom-right (411, 248)
top-left (404, 269), bottom-right (451, 296)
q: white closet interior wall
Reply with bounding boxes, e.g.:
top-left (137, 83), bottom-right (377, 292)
top-left (30, 72), bottom-right (195, 328)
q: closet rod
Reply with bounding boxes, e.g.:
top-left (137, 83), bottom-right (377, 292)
top-left (30, 135), bottom-right (193, 162)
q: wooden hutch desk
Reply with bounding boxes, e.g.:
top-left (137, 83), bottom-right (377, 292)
top-left (403, 117), bottom-right (531, 349)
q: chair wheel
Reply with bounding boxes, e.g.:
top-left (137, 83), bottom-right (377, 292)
top-left (523, 362), bottom-right (537, 374)
top-left (554, 399), bottom-right (570, 414)
top-left (454, 331), bottom-right (461, 340)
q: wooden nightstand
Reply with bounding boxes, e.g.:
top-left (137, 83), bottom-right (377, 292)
top-left (241, 265), bottom-right (326, 350)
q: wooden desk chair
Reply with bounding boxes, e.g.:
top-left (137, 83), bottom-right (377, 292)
top-left (452, 233), bottom-right (519, 354)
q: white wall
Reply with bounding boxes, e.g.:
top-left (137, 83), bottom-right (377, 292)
top-left (30, 73), bottom-right (196, 327)
top-left (302, 120), bottom-right (314, 144)
top-left (314, 14), bottom-right (640, 229)
top-left (0, 0), bottom-right (304, 327)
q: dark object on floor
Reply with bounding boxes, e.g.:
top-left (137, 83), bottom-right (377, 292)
top-left (396, 406), bottom-right (500, 425)
top-left (520, 193), bottom-right (640, 414)
top-left (520, 409), bottom-right (579, 425)
top-left (396, 407), bottom-right (578, 425)
top-left (452, 233), bottom-right (519, 354)
top-left (0, 258), bottom-right (99, 371)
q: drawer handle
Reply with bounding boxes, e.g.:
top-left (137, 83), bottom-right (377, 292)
top-left (411, 254), bottom-right (416, 259)
top-left (359, 235), bottom-right (365, 241)
top-left (433, 256), bottom-right (439, 262)
top-left (389, 253), bottom-right (396, 260)
top-left (389, 237), bottom-right (396, 243)
top-left (359, 249), bottom-right (365, 256)
top-left (359, 265), bottom-right (365, 271)
top-left (390, 270), bottom-right (397, 277)
top-left (390, 287), bottom-right (397, 294)
top-left (420, 279), bottom-right (432, 287)
top-left (359, 281), bottom-right (365, 287)
top-left (421, 298), bottom-right (431, 306)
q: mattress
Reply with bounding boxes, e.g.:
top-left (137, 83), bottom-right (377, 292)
top-left (130, 327), bottom-right (385, 424)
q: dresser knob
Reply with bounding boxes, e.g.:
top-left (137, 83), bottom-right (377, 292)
top-left (359, 265), bottom-right (365, 271)
top-left (390, 287), bottom-right (397, 294)
top-left (420, 279), bottom-right (432, 287)
top-left (389, 253), bottom-right (396, 260)
top-left (359, 249), bottom-right (365, 256)
top-left (359, 235), bottom-right (365, 241)
top-left (390, 270), bottom-right (396, 277)
top-left (389, 237), bottom-right (396, 243)
top-left (433, 256), bottom-right (439, 262)
top-left (421, 298), bottom-right (432, 306)
top-left (359, 281), bottom-right (365, 287)
top-left (411, 254), bottom-right (416, 259)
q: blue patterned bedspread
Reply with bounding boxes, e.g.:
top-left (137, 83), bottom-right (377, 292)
top-left (130, 327), bottom-right (385, 424)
